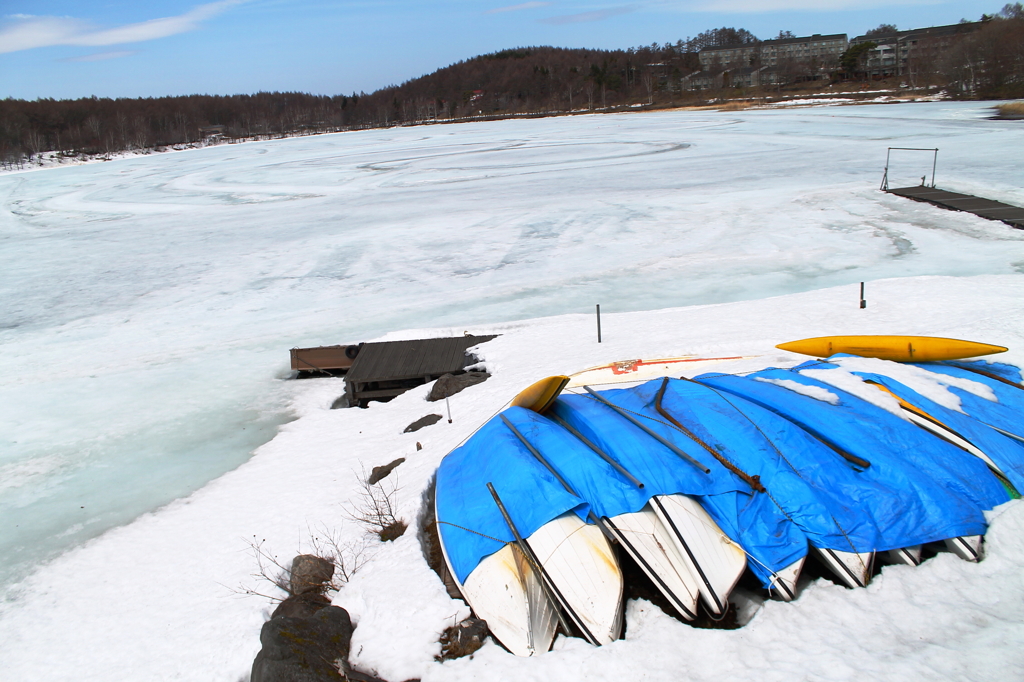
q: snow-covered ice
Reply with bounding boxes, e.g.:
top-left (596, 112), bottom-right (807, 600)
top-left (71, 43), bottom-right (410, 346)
top-left (1, 101), bottom-right (1023, 680)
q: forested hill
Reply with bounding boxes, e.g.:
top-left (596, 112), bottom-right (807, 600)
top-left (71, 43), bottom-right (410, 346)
top-left (365, 43), bottom-right (702, 120)
top-left (0, 31), bottom-right (752, 166)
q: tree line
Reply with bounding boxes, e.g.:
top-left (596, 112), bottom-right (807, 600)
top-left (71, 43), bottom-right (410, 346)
top-left (0, 11), bottom-right (1021, 169)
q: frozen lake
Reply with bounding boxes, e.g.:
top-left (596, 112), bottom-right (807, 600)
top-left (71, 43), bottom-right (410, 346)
top-left (2, 100), bottom-right (1023, 592)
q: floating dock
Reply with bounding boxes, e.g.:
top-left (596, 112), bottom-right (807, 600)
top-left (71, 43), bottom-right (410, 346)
top-left (886, 186), bottom-right (1024, 229)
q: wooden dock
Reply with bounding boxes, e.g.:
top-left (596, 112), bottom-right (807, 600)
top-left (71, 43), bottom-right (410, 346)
top-left (887, 186), bottom-right (1024, 229)
top-left (342, 335), bottom-right (496, 407)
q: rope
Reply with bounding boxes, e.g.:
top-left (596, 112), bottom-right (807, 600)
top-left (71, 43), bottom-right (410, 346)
top-left (692, 377), bottom-right (869, 569)
top-left (436, 520), bottom-right (507, 545)
top-left (654, 378), bottom-right (766, 493)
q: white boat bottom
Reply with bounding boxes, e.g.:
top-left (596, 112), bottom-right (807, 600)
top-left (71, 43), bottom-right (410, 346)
top-left (945, 535), bottom-right (984, 562)
top-left (604, 505), bottom-right (701, 620)
top-left (649, 494), bottom-right (747, 616)
top-left (886, 545), bottom-right (923, 566)
top-left (455, 543), bottom-right (558, 657)
top-left (813, 546), bottom-right (874, 588)
top-left (526, 513), bottom-right (624, 646)
top-left (768, 556), bottom-right (805, 601)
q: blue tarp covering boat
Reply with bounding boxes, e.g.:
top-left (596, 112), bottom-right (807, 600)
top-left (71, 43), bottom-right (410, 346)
top-left (552, 387), bottom-right (810, 589)
top-left (696, 368), bottom-right (1009, 546)
top-left (435, 412), bottom-right (589, 583)
top-left (807, 358), bottom-right (1024, 492)
top-left (921, 362), bottom-right (1024, 441)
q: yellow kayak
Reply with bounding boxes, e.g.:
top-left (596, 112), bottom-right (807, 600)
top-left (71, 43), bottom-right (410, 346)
top-left (510, 375), bottom-right (570, 413)
top-left (776, 335), bottom-right (1007, 362)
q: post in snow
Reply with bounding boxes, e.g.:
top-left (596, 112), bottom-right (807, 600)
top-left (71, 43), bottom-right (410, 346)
top-left (596, 304), bottom-right (602, 343)
top-left (860, 282), bottom-right (867, 309)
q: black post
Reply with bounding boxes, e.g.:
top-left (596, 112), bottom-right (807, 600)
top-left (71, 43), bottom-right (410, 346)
top-left (596, 304), bottom-right (602, 343)
top-left (860, 282), bottom-right (866, 309)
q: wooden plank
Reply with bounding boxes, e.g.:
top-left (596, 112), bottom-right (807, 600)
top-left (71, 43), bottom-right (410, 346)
top-left (888, 186), bottom-right (1024, 230)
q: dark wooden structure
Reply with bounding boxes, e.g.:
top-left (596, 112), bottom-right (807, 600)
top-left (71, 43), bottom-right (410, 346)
top-left (343, 335), bottom-right (496, 407)
top-left (887, 186), bottom-right (1024, 229)
top-left (290, 345), bottom-right (363, 375)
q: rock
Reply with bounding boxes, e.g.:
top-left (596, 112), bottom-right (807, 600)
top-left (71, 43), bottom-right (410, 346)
top-left (367, 458), bottom-right (406, 485)
top-left (289, 555), bottom-right (335, 596)
top-left (436, 617), bottom-right (489, 661)
top-left (271, 592), bottom-right (332, 620)
top-left (250, 606), bottom-right (353, 682)
top-left (426, 372), bottom-right (489, 402)
top-left (403, 414), bottom-right (442, 433)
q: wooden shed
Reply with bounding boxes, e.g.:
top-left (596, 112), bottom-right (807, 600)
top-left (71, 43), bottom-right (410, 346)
top-left (343, 335), bottom-right (496, 407)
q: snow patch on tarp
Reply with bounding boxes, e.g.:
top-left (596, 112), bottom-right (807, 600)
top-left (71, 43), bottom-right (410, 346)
top-left (799, 367), bottom-right (908, 420)
top-left (755, 377), bottom-right (838, 404)
top-left (829, 355), bottom-right (996, 412)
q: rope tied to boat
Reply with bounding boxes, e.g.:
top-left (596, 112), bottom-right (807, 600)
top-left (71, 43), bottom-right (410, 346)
top-left (690, 377), bottom-right (871, 572)
top-left (436, 520), bottom-right (507, 545)
top-left (654, 377), bottom-right (766, 493)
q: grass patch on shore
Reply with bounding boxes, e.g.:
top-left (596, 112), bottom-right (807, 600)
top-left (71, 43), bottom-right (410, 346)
top-left (996, 101), bottom-right (1024, 117)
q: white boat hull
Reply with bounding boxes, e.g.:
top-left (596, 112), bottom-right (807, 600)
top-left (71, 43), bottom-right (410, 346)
top-left (453, 542), bottom-right (558, 657)
top-left (813, 546), bottom-right (874, 588)
top-left (526, 513), bottom-right (624, 646)
top-left (946, 535), bottom-right (984, 562)
top-left (649, 494), bottom-right (747, 615)
top-left (886, 545), bottom-right (923, 566)
top-left (604, 505), bottom-right (701, 620)
top-left (768, 557), bottom-right (805, 601)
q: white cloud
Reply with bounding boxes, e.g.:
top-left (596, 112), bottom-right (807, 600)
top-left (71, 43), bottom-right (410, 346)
top-left (540, 6), bottom-right (635, 24)
top-left (487, 2), bottom-right (552, 13)
top-left (0, 1), bottom-right (245, 55)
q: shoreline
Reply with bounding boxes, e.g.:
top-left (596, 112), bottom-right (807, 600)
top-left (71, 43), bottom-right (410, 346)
top-left (0, 87), bottom-right (982, 178)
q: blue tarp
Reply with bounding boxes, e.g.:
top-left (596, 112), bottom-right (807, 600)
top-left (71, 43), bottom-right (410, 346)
top-left (918, 362), bottom-right (1024, 442)
top-left (697, 368), bottom-right (1005, 546)
top-left (552, 387), bottom-right (810, 588)
top-left (435, 410), bottom-right (590, 584)
top-left (942, 359), bottom-right (1023, 385)
top-left (498, 407), bottom-right (651, 521)
top-left (810, 358), bottom-right (1024, 492)
top-left (655, 378), bottom-right (881, 553)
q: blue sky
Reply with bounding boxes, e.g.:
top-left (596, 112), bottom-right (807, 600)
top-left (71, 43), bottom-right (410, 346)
top-left (1, 1), bottom-right (999, 100)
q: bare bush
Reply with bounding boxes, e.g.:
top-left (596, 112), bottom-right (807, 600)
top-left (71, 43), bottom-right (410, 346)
top-left (346, 472), bottom-right (408, 542)
top-left (235, 527), bottom-right (371, 603)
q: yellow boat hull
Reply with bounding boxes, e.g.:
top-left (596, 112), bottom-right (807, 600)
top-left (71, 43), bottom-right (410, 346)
top-left (776, 335), bottom-right (1007, 362)
top-left (511, 375), bottom-right (570, 413)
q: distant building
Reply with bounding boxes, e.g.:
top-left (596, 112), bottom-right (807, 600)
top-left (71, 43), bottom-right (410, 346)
top-left (698, 34), bottom-right (848, 72)
top-left (850, 22), bottom-right (982, 79)
top-left (198, 125), bottom-right (226, 139)
top-left (760, 34), bottom-right (848, 69)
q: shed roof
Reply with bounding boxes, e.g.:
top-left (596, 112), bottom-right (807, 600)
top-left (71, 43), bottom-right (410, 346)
top-left (345, 335), bottom-right (496, 383)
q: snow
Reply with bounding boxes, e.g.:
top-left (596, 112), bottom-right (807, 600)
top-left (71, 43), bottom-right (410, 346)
top-left (2, 101), bottom-right (1024, 680)
top-left (829, 355), bottom-right (998, 411)
top-left (754, 376), bottom-right (840, 404)
top-left (799, 367), bottom-right (910, 419)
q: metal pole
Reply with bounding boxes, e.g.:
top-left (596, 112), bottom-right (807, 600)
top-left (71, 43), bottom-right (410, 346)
top-left (596, 304), bottom-right (602, 343)
top-left (486, 482), bottom-right (581, 641)
top-left (548, 413), bottom-right (645, 489)
top-left (931, 148), bottom-right (938, 188)
top-left (881, 147), bottom-right (892, 191)
top-left (860, 282), bottom-right (866, 309)
top-left (582, 386), bottom-right (711, 474)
